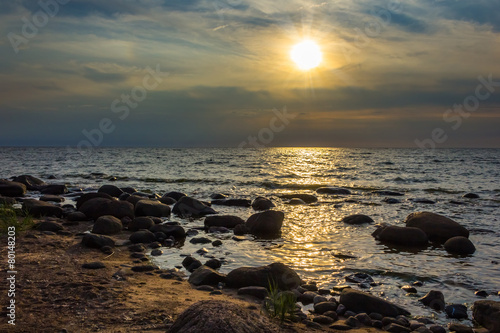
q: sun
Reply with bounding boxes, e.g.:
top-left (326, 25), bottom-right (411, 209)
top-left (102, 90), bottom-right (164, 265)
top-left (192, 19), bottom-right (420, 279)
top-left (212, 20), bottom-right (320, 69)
top-left (290, 40), bottom-right (322, 70)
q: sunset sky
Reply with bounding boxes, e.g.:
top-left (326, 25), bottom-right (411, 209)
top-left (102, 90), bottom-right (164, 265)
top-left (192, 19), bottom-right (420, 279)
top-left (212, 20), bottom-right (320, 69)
top-left (1, 0), bottom-right (499, 148)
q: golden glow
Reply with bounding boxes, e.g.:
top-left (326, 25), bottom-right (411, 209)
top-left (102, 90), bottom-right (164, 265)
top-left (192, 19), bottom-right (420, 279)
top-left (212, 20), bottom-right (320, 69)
top-left (290, 40), bottom-right (322, 70)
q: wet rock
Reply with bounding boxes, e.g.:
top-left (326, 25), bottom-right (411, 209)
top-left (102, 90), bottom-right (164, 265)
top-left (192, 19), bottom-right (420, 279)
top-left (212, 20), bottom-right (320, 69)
top-left (226, 262), bottom-right (301, 290)
top-left (182, 256), bottom-right (202, 271)
top-left (237, 286), bottom-right (268, 299)
top-left (314, 302), bottom-right (338, 314)
top-left (173, 196), bottom-right (217, 217)
top-left (411, 198), bottom-right (436, 204)
top-left (385, 323), bottom-right (411, 333)
top-left (40, 184), bottom-right (68, 195)
top-left (79, 197), bottom-right (134, 220)
top-left (355, 313), bottom-right (372, 326)
top-left (135, 199), bottom-right (171, 217)
top-left (159, 196), bottom-right (176, 205)
top-left (82, 262), bottom-right (106, 269)
top-left (210, 193), bottom-right (226, 200)
top-left (81, 234), bottom-right (115, 249)
top-left (419, 290), bottom-right (445, 311)
top-left (22, 199), bottom-right (63, 217)
top-left (251, 197), bottom-right (275, 210)
top-left (342, 214), bottom-right (374, 225)
top-left (373, 225), bottom-right (429, 246)
top-left (92, 215), bottom-right (122, 235)
top-left (373, 190), bottom-right (404, 196)
top-left (383, 197), bottom-right (401, 204)
top-left (314, 295), bottom-right (328, 304)
top-left (150, 249), bottom-right (163, 256)
top-left (444, 236), bottom-right (476, 255)
top-left (369, 312), bottom-right (383, 321)
top-left (245, 210), bottom-right (284, 238)
top-left (121, 187), bottom-right (137, 194)
top-left (168, 300), bottom-right (280, 332)
top-left (429, 325), bottom-right (446, 333)
top-left (188, 266), bottom-right (226, 286)
top-left (204, 215), bottom-right (244, 229)
top-left (405, 212), bottom-right (469, 243)
top-left (149, 224), bottom-right (186, 240)
top-left (475, 290), bottom-right (488, 297)
top-left (129, 230), bottom-right (156, 244)
top-left (340, 288), bottom-right (410, 317)
top-left (197, 285), bottom-right (215, 292)
top-left (233, 224), bottom-right (248, 235)
top-left (313, 315), bottom-right (335, 325)
top-left (323, 311), bottom-right (338, 321)
top-left (163, 191), bottom-right (187, 201)
top-left (445, 304), bottom-right (468, 319)
top-left (0, 180), bottom-right (27, 197)
top-left (336, 304), bottom-right (347, 315)
top-left (190, 237), bottom-right (212, 244)
top-left (212, 240), bottom-right (222, 247)
top-left (11, 175), bottom-right (46, 190)
top-left (76, 192), bottom-right (114, 209)
top-left (131, 265), bottom-right (156, 272)
top-left (473, 300), bottom-right (500, 333)
top-left (211, 199), bottom-right (251, 207)
top-left (345, 272), bottom-right (375, 285)
top-left (317, 187), bottom-right (351, 195)
top-left (98, 185), bottom-right (123, 198)
top-left (204, 259), bottom-right (221, 270)
top-left (208, 226), bottom-right (231, 233)
top-left (128, 217), bottom-right (154, 232)
top-left (40, 195), bottom-right (64, 203)
top-left (401, 285), bottom-right (418, 293)
top-left (279, 193), bottom-right (318, 203)
top-left (34, 221), bottom-right (64, 232)
top-left (345, 317), bottom-right (361, 327)
top-left (298, 291), bottom-right (317, 305)
top-left (463, 193), bottom-right (480, 199)
top-left (287, 198), bottom-right (307, 205)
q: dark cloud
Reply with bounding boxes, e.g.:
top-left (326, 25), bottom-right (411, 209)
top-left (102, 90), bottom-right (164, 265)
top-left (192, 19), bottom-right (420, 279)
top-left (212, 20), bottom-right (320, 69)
top-left (83, 67), bottom-right (127, 83)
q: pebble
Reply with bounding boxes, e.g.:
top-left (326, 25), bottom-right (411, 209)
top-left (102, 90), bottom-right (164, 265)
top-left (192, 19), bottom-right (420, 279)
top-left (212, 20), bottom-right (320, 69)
top-left (401, 285), bottom-right (418, 293)
top-left (150, 249), bottom-right (163, 256)
top-left (212, 240), bottom-right (223, 247)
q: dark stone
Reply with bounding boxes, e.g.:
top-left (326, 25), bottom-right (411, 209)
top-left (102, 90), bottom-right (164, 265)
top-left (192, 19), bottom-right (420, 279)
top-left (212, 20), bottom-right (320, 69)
top-left (92, 215), bottom-right (122, 235)
top-left (182, 256), bottom-right (202, 270)
top-left (245, 210), bottom-right (284, 238)
top-left (475, 290), bottom-right (489, 297)
top-left (34, 221), bottom-right (64, 232)
top-left (188, 265), bottom-right (226, 286)
top-left (463, 193), bottom-right (480, 199)
top-left (121, 187), bottom-right (137, 194)
top-left (40, 184), bottom-right (68, 195)
top-left (210, 193), bottom-right (226, 199)
top-left (226, 262), bottom-right (301, 290)
top-left (373, 190), bottom-right (404, 196)
top-left (75, 192), bottom-right (113, 209)
top-left (279, 193), bottom-right (318, 203)
top-left (444, 236), bottom-right (476, 255)
top-left (151, 249), bottom-right (163, 256)
top-left (0, 180), bottom-right (27, 197)
top-left (314, 302), bottom-right (338, 314)
top-left (345, 273), bottom-right (374, 284)
top-left (345, 317), bottom-right (361, 327)
top-left (11, 175), bottom-right (46, 190)
top-left (316, 187), bottom-right (351, 195)
top-left (128, 244), bottom-right (146, 252)
top-left (369, 313), bottom-right (383, 321)
top-left (313, 315), bottom-right (335, 325)
top-left (81, 234), bottom-right (115, 249)
top-left (159, 196), bottom-right (176, 205)
top-left (405, 212), bottom-right (469, 243)
top-left (237, 286), bottom-right (268, 299)
top-left (135, 200), bottom-right (171, 217)
top-left (314, 295), bottom-right (328, 304)
top-left (383, 197), bottom-right (401, 204)
top-left (385, 323), bottom-right (411, 333)
top-left (149, 224), bottom-right (186, 240)
top-left (204, 215), bottom-right (245, 229)
top-left (98, 185), bottom-right (123, 198)
top-left (129, 230), bottom-right (157, 244)
top-left (401, 285), bottom-right (418, 293)
top-left (323, 311), bottom-right (338, 321)
top-left (22, 199), bottom-right (63, 217)
top-left (419, 290), bottom-right (445, 311)
top-left (204, 259), bottom-right (221, 270)
top-left (445, 304), bottom-right (468, 319)
top-left (79, 197), bottom-right (134, 219)
top-left (208, 226), bottom-right (230, 233)
top-left (429, 325), bottom-right (446, 333)
top-left (473, 300), bottom-right (500, 333)
top-left (251, 197), bottom-right (275, 210)
top-left (342, 214), bottom-right (374, 225)
top-left (131, 265), bottom-right (156, 272)
top-left (163, 191), bottom-right (187, 201)
top-left (190, 237), bottom-right (212, 244)
top-left (128, 217), bottom-right (155, 232)
top-left (82, 262), bottom-right (106, 269)
top-left (40, 195), bottom-right (64, 203)
top-left (373, 225), bottom-right (429, 246)
top-left (212, 240), bottom-right (222, 247)
top-left (298, 291), bottom-right (317, 305)
top-left (355, 313), bottom-right (372, 326)
top-left (173, 196), bottom-right (217, 217)
top-left (211, 199), bottom-right (251, 207)
top-left (233, 224), bottom-right (248, 235)
top-left (340, 288), bottom-right (410, 317)
top-left (411, 198), bottom-right (436, 204)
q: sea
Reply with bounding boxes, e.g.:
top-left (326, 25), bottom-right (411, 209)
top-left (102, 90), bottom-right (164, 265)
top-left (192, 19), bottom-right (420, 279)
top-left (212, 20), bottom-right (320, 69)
top-left (1, 147), bottom-right (499, 323)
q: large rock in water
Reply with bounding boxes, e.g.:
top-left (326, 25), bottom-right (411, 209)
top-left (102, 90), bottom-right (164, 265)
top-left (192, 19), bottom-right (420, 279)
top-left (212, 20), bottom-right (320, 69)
top-left (172, 196), bottom-right (217, 217)
top-left (405, 212), bottom-right (469, 243)
top-left (40, 184), bottom-right (68, 195)
top-left (163, 191), bottom-right (187, 201)
top-left (79, 197), bottom-right (134, 219)
top-left (372, 225), bottom-right (429, 246)
top-left (204, 215), bottom-right (244, 229)
top-left (149, 224), bottom-right (186, 240)
top-left (339, 288), bottom-right (410, 317)
top-left (444, 236), bottom-right (476, 255)
top-left (251, 197), bottom-right (275, 210)
top-left (168, 300), bottom-right (279, 333)
top-left (188, 266), bottom-right (226, 286)
top-left (92, 215), bottom-right (122, 235)
top-left (473, 300), bottom-right (500, 333)
top-left (226, 263), bottom-right (301, 290)
top-left (76, 192), bottom-right (114, 209)
top-left (279, 193), bottom-right (318, 203)
top-left (342, 214), bottom-right (374, 225)
top-left (245, 210), bottom-right (284, 238)
top-left (0, 180), bottom-right (26, 197)
top-left (316, 187), bottom-right (351, 195)
top-left (11, 175), bottom-right (46, 190)
top-left (22, 199), bottom-right (62, 217)
top-left (98, 184), bottom-right (123, 198)
top-left (135, 199), bottom-right (171, 217)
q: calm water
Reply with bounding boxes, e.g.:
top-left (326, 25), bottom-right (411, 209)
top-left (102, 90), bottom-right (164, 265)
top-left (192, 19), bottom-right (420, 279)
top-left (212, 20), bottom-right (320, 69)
top-left (1, 147), bottom-right (499, 322)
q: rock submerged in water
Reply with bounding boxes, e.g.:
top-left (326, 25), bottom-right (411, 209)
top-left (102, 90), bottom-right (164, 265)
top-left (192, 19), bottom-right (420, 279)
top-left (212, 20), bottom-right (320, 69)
top-left (149, 224), bottom-right (186, 240)
top-left (473, 300), bottom-right (500, 333)
top-left (135, 199), bottom-right (171, 217)
top-left (226, 262), bottom-right (301, 290)
top-left (279, 193), bottom-right (318, 203)
top-left (168, 300), bottom-right (279, 333)
top-left (188, 265), bottom-right (226, 286)
top-left (204, 215), bottom-right (244, 229)
top-left (251, 197), bottom-right (275, 210)
top-left (445, 304), bottom-right (468, 319)
top-left (419, 290), bottom-right (445, 311)
top-left (22, 199), bottom-right (63, 218)
top-left (316, 187), bottom-right (351, 195)
top-left (245, 210), bottom-right (284, 238)
top-left (11, 175), bottom-right (46, 190)
top-left (372, 225), bottom-right (429, 247)
top-left (444, 236), bottom-right (476, 255)
top-left (0, 180), bottom-right (27, 197)
top-left (405, 211), bottom-right (469, 243)
top-left (339, 288), bottom-right (410, 317)
top-left (342, 214), bottom-right (374, 225)
top-left (172, 196), bottom-right (217, 217)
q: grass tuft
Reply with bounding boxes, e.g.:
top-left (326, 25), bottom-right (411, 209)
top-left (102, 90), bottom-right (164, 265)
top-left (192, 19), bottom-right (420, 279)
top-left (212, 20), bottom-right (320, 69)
top-left (0, 204), bottom-right (34, 235)
top-left (263, 278), bottom-right (297, 323)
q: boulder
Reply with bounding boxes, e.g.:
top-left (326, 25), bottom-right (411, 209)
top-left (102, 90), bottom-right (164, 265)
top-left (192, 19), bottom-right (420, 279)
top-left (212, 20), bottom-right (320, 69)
top-left (34, 221), bottom-right (64, 232)
top-left (204, 259), bottom-right (221, 270)
top-left (234, 224), bottom-right (248, 235)
top-left (445, 304), bottom-right (468, 319)
top-left (40, 195), bottom-right (65, 203)
top-left (314, 302), bottom-right (338, 314)
top-left (405, 212), bottom-right (469, 243)
top-left (251, 197), bottom-right (275, 210)
top-left (128, 217), bottom-right (155, 232)
top-left (22, 199), bottom-right (62, 217)
top-left (168, 300), bottom-right (279, 333)
top-left (149, 224), bottom-right (186, 240)
top-left (372, 225), bottom-right (429, 246)
top-left (339, 288), bottom-right (410, 317)
top-left (316, 187), bottom-right (351, 195)
top-left (342, 214), bottom-right (374, 225)
top-left (79, 197), bottom-right (134, 219)
top-left (226, 262), bottom-right (301, 290)
top-left (188, 266), bottom-right (226, 286)
top-left (444, 236), bottom-right (476, 255)
top-left (129, 230), bottom-right (156, 244)
top-left (182, 256), bottom-right (202, 272)
top-left (279, 193), bottom-right (318, 203)
top-left (40, 184), bottom-right (68, 195)
top-left (98, 184), bottom-right (123, 198)
top-left (473, 300), bottom-right (500, 333)
top-left (159, 196), bottom-right (176, 205)
top-left (173, 196), bottom-right (217, 217)
top-left (92, 215), bottom-right (123, 235)
top-left (211, 199), bottom-right (251, 207)
top-left (135, 199), bottom-right (171, 217)
top-left (81, 234), bottom-right (115, 249)
top-left (67, 211), bottom-right (88, 221)
top-left (245, 210), bottom-right (284, 238)
top-left (204, 215), bottom-right (245, 229)
top-left (419, 290), bottom-right (445, 311)
top-left (0, 180), bottom-right (26, 197)
top-left (237, 286), bottom-right (268, 299)
top-left (121, 187), bottom-right (137, 194)
top-left (76, 192), bottom-right (114, 209)
top-left (11, 175), bottom-right (46, 190)
top-left (126, 195), bottom-right (148, 206)
top-left (163, 191), bottom-right (187, 201)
